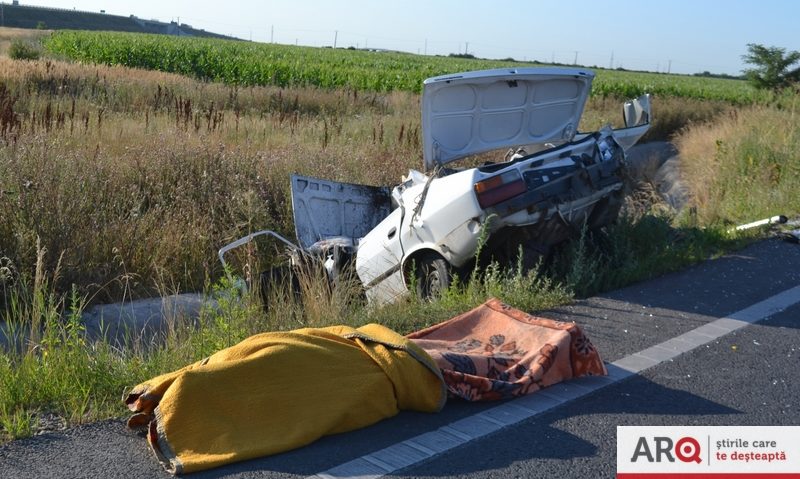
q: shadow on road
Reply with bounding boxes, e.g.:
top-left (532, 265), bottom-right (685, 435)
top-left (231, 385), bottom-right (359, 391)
top-left (593, 239), bottom-right (800, 324)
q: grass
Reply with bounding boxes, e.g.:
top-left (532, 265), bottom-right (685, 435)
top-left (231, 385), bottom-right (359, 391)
top-left (0, 54), bottom-right (420, 303)
top-left (548, 215), bottom-right (752, 298)
top-left (0, 27), bottom-right (49, 57)
top-left (676, 87), bottom-right (800, 225)
top-left (1, 28), bottom-right (798, 443)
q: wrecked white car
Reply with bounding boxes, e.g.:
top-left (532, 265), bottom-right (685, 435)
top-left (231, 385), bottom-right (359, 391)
top-left (220, 68), bottom-right (651, 304)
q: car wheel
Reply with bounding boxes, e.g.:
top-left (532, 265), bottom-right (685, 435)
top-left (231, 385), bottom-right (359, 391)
top-left (415, 253), bottom-right (452, 300)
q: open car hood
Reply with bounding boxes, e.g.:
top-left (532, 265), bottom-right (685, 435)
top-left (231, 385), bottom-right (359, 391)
top-left (422, 68), bottom-right (595, 171)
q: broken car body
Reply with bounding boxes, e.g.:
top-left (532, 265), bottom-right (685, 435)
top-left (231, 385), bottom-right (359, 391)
top-left (220, 68), bottom-right (652, 304)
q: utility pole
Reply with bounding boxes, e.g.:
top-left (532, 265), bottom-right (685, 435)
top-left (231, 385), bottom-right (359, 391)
top-left (667, 59), bottom-right (672, 74)
top-left (573, 51), bottom-right (578, 65)
top-left (424, 38), bottom-right (427, 55)
top-left (609, 51), bottom-right (614, 69)
top-left (334, 30), bottom-right (338, 48)
top-left (551, 51), bottom-right (555, 63)
top-left (270, 25), bottom-right (274, 43)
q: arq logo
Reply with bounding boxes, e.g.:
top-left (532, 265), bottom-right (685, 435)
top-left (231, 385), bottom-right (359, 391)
top-left (630, 436), bottom-right (702, 464)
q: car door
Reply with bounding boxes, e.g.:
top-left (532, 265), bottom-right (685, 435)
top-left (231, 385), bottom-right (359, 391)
top-left (290, 174), bottom-right (393, 249)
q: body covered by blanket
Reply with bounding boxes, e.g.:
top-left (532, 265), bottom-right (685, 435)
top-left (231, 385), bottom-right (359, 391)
top-left (408, 298), bottom-right (607, 401)
top-left (125, 324), bottom-right (446, 474)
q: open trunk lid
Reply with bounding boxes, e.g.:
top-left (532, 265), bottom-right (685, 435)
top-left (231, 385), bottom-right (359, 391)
top-left (422, 68), bottom-right (594, 171)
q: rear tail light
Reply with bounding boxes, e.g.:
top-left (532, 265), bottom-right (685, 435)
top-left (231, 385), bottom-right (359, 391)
top-left (474, 170), bottom-right (526, 209)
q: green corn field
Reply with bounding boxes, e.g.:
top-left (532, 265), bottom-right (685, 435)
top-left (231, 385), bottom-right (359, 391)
top-left (44, 30), bottom-right (764, 104)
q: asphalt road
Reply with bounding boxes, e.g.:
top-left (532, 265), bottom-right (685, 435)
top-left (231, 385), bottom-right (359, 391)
top-left (1, 238), bottom-right (798, 478)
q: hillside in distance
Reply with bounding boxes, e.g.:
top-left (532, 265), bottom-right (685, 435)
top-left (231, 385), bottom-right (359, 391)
top-left (0, 2), bottom-right (230, 39)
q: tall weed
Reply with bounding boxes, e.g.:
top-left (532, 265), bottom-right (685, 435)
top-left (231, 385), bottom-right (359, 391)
top-left (549, 213), bottom-right (745, 298)
top-left (676, 89), bottom-right (800, 224)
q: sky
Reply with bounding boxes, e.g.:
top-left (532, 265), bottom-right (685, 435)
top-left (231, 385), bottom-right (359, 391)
top-left (13, 0), bottom-right (800, 76)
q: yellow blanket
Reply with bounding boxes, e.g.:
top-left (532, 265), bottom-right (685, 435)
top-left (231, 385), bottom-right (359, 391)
top-left (125, 324), bottom-right (446, 474)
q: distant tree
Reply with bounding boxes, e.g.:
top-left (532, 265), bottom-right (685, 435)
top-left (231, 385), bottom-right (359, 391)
top-left (741, 43), bottom-right (800, 90)
top-left (693, 71), bottom-right (744, 80)
top-left (36, 21), bottom-right (47, 30)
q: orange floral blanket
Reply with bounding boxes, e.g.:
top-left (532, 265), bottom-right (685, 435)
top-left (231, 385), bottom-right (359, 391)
top-left (408, 298), bottom-right (606, 401)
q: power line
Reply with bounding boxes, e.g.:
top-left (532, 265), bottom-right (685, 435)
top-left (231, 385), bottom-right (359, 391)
top-left (163, 15), bottom-right (741, 74)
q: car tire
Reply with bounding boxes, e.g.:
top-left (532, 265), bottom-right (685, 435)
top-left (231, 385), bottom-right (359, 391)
top-left (415, 253), bottom-right (452, 300)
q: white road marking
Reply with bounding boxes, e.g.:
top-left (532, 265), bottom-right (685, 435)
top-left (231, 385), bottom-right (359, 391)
top-left (308, 285), bottom-right (800, 479)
